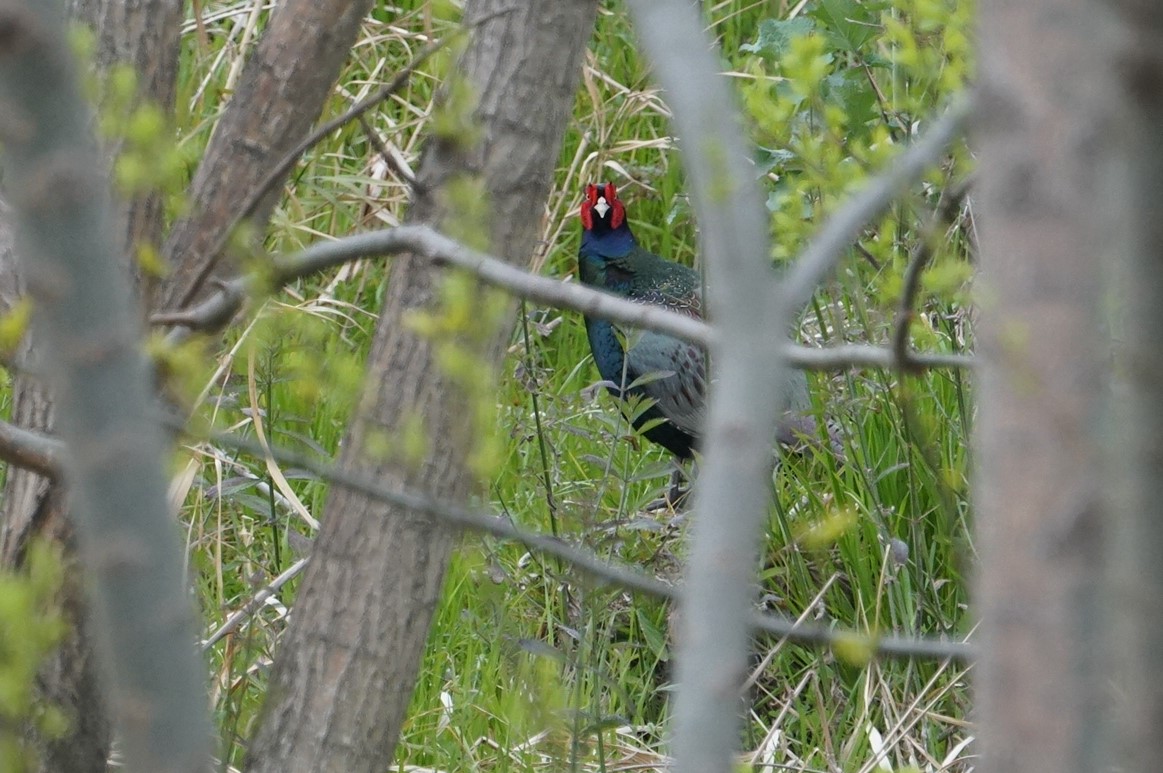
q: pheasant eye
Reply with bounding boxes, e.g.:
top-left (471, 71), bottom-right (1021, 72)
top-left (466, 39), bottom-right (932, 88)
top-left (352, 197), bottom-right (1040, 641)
top-left (604, 182), bottom-right (617, 201)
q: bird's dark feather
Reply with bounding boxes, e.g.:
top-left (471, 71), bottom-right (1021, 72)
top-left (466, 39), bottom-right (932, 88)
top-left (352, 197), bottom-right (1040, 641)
top-left (577, 182), bottom-right (838, 461)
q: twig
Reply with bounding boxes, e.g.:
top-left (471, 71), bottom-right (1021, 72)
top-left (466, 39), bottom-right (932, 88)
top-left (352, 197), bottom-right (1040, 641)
top-left (0, 409), bottom-right (974, 664)
top-left (156, 224), bottom-right (712, 346)
top-left (184, 420), bottom-right (974, 663)
top-left (853, 241), bottom-right (882, 272)
top-left (0, 417), bottom-right (63, 479)
top-left (789, 342), bottom-right (973, 371)
top-left (175, 8), bottom-right (517, 309)
top-left (155, 224), bottom-right (974, 371)
top-left (201, 557), bottom-right (308, 651)
top-left (358, 113), bottom-right (417, 189)
top-left (891, 174), bottom-right (974, 372)
top-left (785, 97), bottom-right (974, 310)
top-left (184, 421), bottom-right (685, 595)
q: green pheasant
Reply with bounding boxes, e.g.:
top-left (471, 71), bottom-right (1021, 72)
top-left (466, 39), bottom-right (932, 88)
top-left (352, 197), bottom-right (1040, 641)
top-left (577, 182), bottom-right (839, 481)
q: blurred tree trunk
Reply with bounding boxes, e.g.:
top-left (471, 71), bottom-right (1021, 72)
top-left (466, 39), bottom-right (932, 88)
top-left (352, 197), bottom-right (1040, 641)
top-left (0, 2), bottom-right (181, 769)
top-left (1106, 5), bottom-right (1163, 771)
top-left (0, 0), bottom-right (372, 768)
top-left (973, 0), bottom-right (1119, 770)
top-left (1, 0), bottom-right (181, 570)
top-left (243, 2), bottom-right (598, 770)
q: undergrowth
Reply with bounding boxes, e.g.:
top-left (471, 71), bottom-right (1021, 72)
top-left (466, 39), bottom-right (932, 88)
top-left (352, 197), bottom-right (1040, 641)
top-left (137, 1), bottom-right (975, 770)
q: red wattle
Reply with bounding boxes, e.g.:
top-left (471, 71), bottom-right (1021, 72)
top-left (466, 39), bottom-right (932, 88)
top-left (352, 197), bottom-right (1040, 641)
top-left (610, 202), bottom-right (624, 229)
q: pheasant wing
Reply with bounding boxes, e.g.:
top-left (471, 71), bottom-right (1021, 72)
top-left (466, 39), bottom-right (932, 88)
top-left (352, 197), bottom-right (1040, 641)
top-left (622, 330), bottom-right (706, 436)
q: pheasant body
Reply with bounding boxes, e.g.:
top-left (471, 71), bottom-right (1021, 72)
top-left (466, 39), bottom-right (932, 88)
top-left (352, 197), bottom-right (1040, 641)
top-left (578, 183), bottom-right (711, 458)
top-left (577, 182), bottom-right (831, 464)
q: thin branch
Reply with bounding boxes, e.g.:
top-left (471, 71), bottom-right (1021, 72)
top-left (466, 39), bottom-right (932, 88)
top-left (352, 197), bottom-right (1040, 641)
top-left (0, 417), bottom-right (63, 479)
top-left (174, 9), bottom-right (516, 309)
top-left (182, 421), bottom-right (685, 597)
top-left (748, 611), bottom-right (972, 663)
top-left (0, 406), bottom-right (975, 664)
top-left (891, 174), bottom-right (974, 372)
top-left (156, 224), bottom-right (712, 346)
top-left (785, 97), bottom-right (974, 310)
top-left (853, 241), bottom-right (883, 272)
top-left (239, 36), bottom-right (447, 216)
top-left (155, 224), bottom-right (974, 371)
top-left (358, 113), bottom-right (417, 189)
top-left (790, 342), bottom-right (973, 371)
top-left (200, 557), bottom-right (308, 651)
top-left (182, 420), bottom-right (974, 663)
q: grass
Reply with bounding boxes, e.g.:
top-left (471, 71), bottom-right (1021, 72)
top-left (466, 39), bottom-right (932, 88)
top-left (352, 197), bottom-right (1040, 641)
top-left (127, 1), bottom-right (977, 770)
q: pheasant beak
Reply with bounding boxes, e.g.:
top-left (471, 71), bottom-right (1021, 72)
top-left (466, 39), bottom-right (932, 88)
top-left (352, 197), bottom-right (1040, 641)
top-left (593, 197), bottom-right (610, 219)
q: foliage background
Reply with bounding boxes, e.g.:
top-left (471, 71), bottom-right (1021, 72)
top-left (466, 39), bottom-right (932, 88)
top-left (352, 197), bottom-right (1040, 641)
top-left (0, 0), bottom-right (975, 770)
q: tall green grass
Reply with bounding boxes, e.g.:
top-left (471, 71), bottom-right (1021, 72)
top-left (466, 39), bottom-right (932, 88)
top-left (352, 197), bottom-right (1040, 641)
top-left (165, 1), bottom-right (976, 770)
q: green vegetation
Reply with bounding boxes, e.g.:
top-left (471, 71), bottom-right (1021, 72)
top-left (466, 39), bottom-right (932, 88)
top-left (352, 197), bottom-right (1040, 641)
top-left (1, 1), bottom-right (975, 770)
top-left (0, 543), bottom-right (67, 773)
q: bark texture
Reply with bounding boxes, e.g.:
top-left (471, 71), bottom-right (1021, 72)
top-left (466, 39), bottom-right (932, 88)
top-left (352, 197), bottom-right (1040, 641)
top-left (1, 0), bottom-right (181, 563)
top-left (0, 1), bottom-right (209, 768)
top-left (1, 0), bottom-right (372, 768)
top-left (157, 0), bottom-right (375, 311)
top-left (68, 0), bottom-right (182, 283)
top-left (974, 2), bottom-right (1119, 770)
top-left (243, 2), bottom-right (598, 771)
top-left (0, 2), bottom-right (182, 770)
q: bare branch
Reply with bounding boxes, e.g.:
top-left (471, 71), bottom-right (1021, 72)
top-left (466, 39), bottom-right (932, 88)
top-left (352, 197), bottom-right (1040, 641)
top-left (200, 557), bottom-right (308, 651)
top-left (174, 8), bottom-right (517, 309)
top-left (792, 343), bottom-right (973, 371)
top-left (0, 417), bottom-right (63, 479)
top-left (358, 113), bottom-right (416, 189)
top-left (157, 224), bottom-right (712, 345)
top-left (156, 224), bottom-right (974, 371)
top-left (0, 396), bottom-right (974, 665)
top-left (786, 97), bottom-right (974, 310)
top-left (623, 0), bottom-right (794, 770)
top-left (183, 422), bottom-right (974, 663)
top-left (891, 175), bottom-right (974, 372)
top-left (159, 0), bottom-right (380, 311)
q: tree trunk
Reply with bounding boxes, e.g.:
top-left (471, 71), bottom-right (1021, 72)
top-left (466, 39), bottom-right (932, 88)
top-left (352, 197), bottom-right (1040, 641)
top-left (68, 0), bottom-right (182, 284)
top-left (0, 0), bottom-right (212, 765)
top-left (1, 0), bottom-right (182, 567)
top-left (0, 0), bottom-right (375, 768)
top-left (243, 2), bottom-right (598, 770)
top-left (0, 2), bottom-right (181, 769)
top-left (1105, 5), bottom-right (1163, 770)
top-left (157, 0), bottom-right (375, 311)
top-left (973, 1), bottom-right (1119, 770)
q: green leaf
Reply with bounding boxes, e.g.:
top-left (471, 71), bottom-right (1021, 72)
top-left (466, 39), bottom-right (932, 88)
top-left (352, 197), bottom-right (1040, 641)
top-left (755, 146), bottom-right (797, 176)
top-left (628, 369), bottom-right (676, 389)
top-left (807, 0), bottom-right (883, 53)
top-left (740, 17), bottom-right (816, 58)
top-left (635, 416), bottom-right (669, 435)
top-left (636, 609), bottom-right (670, 662)
top-left (822, 70), bottom-right (879, 129)
top-left (622, 393), bottom-right (660, 423)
